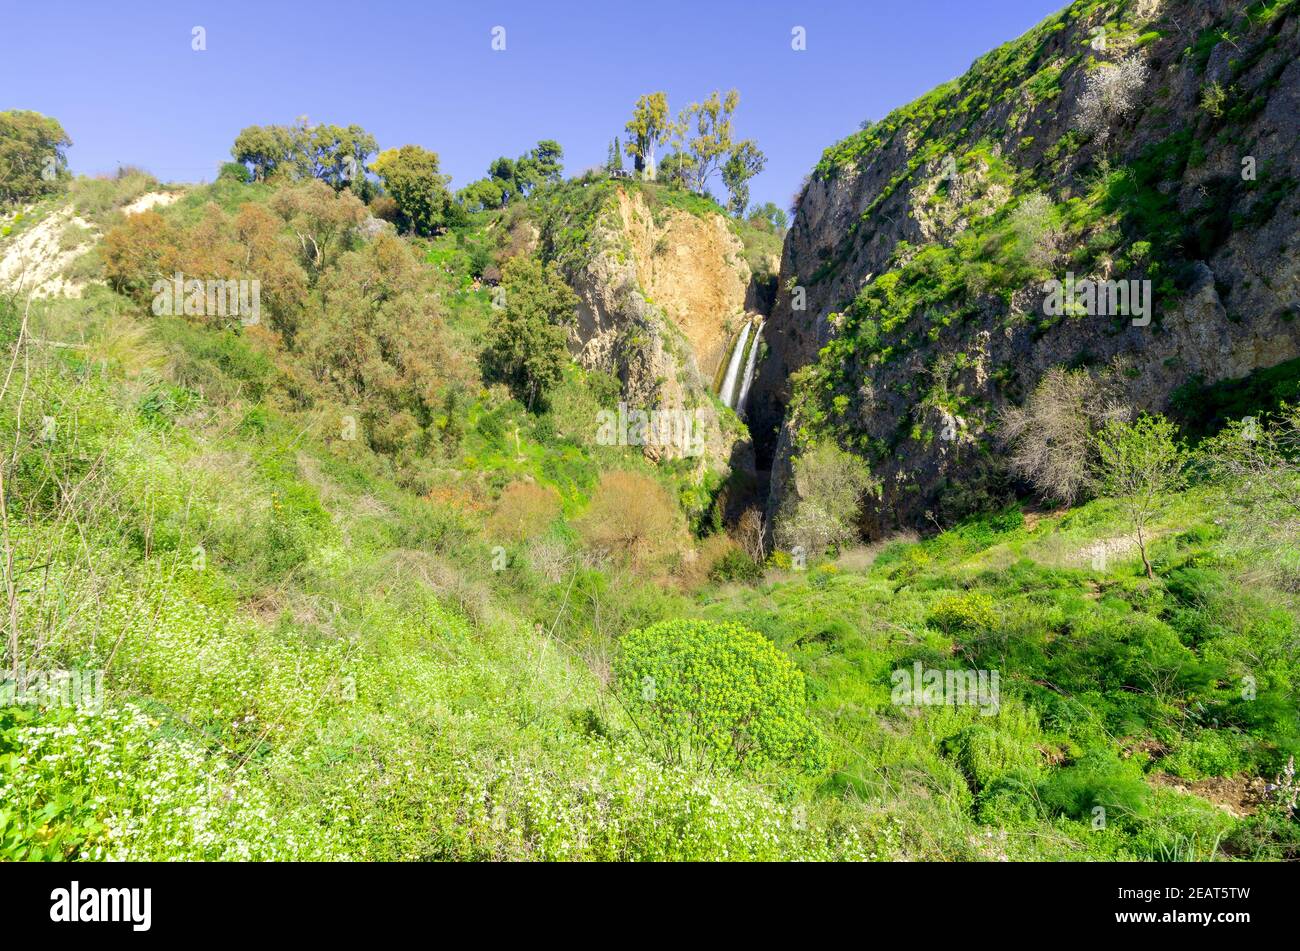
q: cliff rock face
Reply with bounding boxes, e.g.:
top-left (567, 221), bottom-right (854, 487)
top-left (551, 184), bottom-right (755, 470)
top-left (758, 0), bottom-right (1299, 537)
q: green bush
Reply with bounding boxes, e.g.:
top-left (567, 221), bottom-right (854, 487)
top-left (1163, 729), bottom-right (1251, 780)
top-left (943, 711), bottom-right (1043, 791)
top-left (616, 619), bottom-right (826, 774)
top-left (709, 547), bottom-right (764, 583)
top-left (928, 591), bottom-right (998, 633)
top-left (1038, 749), bottom-right (1149, 825)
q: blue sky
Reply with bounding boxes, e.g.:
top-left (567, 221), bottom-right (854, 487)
top-left (1, 0), bottom-right (1065, 210)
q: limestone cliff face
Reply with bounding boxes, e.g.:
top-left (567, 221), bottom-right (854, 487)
top-left (550, 184), bottom-right (755, 470)
top-left (758, 0), bottom-right (1300, 537)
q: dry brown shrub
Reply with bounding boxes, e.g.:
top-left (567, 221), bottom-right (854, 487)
top-left (673, 533), bottom-right (737, 589)
top-left (578, 470), bottom-right (684, 571)
top-left (998, 365), bottom-right (1130, 505)
top-left (487, 481), bottom-right (562, 543)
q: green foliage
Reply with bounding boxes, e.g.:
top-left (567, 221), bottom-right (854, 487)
top-left (0, 110), bottom-right (72, 205)
top-left (617, 619), bottom-right (826, 774)
top-left (774, 440), bottom-right (877, 555)
top-left (709, 547), bottom-right (764, 584)
top-left (928, 591), bottom-right (998, 633)
top-left (457, 141), bottom-right (565, 212)
top-left (231, 119), bottom-right (377, 193)
top-left (481, 256), bottom-right (578, 409)
top-left (372, 144), bottom-right (458, 236)
top-left (943, 714), bottom-right (1042, 791)
top-left (1171, 358), bottom-right (1300, 441)
top-left (1038, 749), bottom-right (1150, 824)
top-left (1093, 414), bottom-right (1188, 578)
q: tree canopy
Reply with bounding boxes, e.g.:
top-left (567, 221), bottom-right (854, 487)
top-left (372, 145), bottom-right (458, 237)
top-left (231, 119), bottom-right (377, 193)
top-left (481, 256), bottom-right (577, 409)
top-left (0, 110), bottom-right (72, 206)
top-left (457, 140), bottom-right (565, 212)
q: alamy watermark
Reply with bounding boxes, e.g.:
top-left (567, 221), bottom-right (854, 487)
top-left (891, 661), bottom-right (1000, 715)
top-left (595, 402), bottom-right (707, 458)
top-left (1, 666), bottom-right (104, 712)
top-left (1043, 272), bottom-right (1150, 326)
top-left (152, 273), bottom-right (261, 325)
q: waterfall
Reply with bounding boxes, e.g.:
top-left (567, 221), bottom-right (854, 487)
top-left (735, 320), bottom-right (764, 416)
top-left (717, 321), bottom-right (752, 409)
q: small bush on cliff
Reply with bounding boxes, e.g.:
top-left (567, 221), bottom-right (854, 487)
top-left (617, 619), bottom-right (826, 774)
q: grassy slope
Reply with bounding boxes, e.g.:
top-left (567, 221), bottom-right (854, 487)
top-left (1, 167), bottom-right (1296, 861)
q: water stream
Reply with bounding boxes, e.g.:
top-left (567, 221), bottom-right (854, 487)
top-left (717, 320), bottom-right (752, 410)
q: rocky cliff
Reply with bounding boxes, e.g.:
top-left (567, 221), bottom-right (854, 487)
top-left (536, 180), bottom-right (759, 471)
top-left (755, 0), bottom-right (1299, 537)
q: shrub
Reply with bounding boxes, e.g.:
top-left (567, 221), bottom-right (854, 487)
top-left (975, 771), bottom-right (1042, 825)
top-left (709, 546), bottom-right (764, 584)
top-left (999, 365), bottom-right (1129, 505)
top-left (616, 618), bottom-right (826, 774)
top-left (1038, 748), bottom-right (1149, 824)
top-left (1163, 729), bottom-right (1251, 781)
top-left (578, 470), bottom-right (684, 571)
top-left (1075, 55), bottom-right (1149, 146)
top-left (486, 481), bottom-right (562, 543)
top-left (929, 591), bottom-right (998, 633)
top-left (773, 440), bottom-right (876, 555)
top-left (943, 706), bottom-right (1044, 791)
top-left (217, 161), bottom-right (251, 183)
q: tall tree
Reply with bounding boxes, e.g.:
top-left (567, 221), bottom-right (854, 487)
top-left (680, 90), bottom-right (735, 193)
top-left (514, 140), bottom-right (564, 196)
top-left (482, 256), bottom-right (578, 410)
top-left (371, 145), bottom-right (456, 237)
top-left (722, 139), bottom-right (766, 217)
top-left (624, 92), bottom-right (670, 180)
top-left (0, 110), bottom-right (72, 206)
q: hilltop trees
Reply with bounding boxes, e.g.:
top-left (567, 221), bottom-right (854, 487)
top-left (747, 202), bottom-right (788, 234)
top-left (722, 140), bottom-right (766, 217)
top-left (372, 145), bottom-right (458, 236)
top-left (678, 90), bottom-right (765, 215)
top-left (624, 92), bottom-right (671, 180)
top-left (621, 90), bottom-right (766, 215)
top-left (231, 119), bottom-right (377, 192)
top-left (0, 110), bottom-right (72, 205)
top-left (605, 136), bottom-right (624, 173)
top-left (457, 141), bottom-right (565, 212)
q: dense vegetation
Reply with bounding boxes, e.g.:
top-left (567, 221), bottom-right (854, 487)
top-left (1, 0), bottom-right (1296, 862)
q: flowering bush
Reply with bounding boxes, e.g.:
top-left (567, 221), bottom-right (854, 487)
top-left (616, 619), bottom-right (826, 774)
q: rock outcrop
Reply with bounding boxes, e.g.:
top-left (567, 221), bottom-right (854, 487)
top-left (756, 0), bottom-right (1300, 537)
